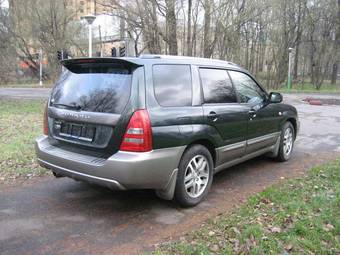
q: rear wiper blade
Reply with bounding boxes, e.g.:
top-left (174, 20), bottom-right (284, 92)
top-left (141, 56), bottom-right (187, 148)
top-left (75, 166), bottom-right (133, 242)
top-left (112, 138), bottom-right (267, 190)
top-left (52, 103), bottom-right (82, 110)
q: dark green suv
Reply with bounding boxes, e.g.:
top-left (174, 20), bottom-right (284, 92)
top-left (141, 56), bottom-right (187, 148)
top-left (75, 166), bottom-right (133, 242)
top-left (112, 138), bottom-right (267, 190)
top-left (35, 55), bottom-right (299, 207)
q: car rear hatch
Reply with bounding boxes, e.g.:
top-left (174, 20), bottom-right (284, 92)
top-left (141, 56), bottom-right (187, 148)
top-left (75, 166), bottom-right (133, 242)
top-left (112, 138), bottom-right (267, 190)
top-left (47, 58), bottom-right (143, 156)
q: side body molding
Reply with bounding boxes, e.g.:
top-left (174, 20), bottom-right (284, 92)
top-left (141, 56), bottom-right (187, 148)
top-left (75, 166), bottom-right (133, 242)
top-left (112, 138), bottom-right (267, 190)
top-left (215, 131), bottom-right (281, 172)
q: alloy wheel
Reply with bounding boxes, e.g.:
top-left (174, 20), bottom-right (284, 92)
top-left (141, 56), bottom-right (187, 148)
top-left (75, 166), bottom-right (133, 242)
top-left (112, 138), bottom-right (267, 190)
top-left (283, 127), bottom-right (293, 156)
top-left (184, 155), bottom-right (210, 198)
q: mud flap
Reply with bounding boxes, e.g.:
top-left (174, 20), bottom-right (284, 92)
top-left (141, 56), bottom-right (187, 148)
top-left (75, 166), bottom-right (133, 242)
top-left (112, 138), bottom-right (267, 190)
top-left (155, 169), bottom-right (178, 200)
top-left (265, 135), bottom-right (281, 158)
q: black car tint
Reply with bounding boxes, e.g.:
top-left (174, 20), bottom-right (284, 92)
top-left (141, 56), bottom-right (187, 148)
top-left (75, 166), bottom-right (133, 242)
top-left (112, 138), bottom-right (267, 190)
top-left (200, 68), bottom-right (237, 104)
top-left (153, 65), bottom-right (192, 107)
top-left (50, 66), bottom-right (131, 114)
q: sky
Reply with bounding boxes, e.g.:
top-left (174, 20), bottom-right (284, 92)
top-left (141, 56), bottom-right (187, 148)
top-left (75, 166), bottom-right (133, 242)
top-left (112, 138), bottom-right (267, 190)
top-left (1, 0), bottom-right (9, 8)
top-left (89, 15), bottom-right (119, 38)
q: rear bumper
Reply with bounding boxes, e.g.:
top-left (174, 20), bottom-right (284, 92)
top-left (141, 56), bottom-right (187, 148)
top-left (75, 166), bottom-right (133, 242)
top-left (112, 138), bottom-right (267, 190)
top-left (35, 135), bottom-right (185, 190)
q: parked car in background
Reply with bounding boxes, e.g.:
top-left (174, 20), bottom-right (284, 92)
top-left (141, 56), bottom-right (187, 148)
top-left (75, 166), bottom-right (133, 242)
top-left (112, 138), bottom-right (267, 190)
top-left (35, 55), bottom-right (299, 207)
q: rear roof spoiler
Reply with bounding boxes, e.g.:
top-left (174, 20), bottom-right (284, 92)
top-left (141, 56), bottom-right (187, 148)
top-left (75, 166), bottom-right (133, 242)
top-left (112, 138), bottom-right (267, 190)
top-left (60, 57), bottom-right (143, 68)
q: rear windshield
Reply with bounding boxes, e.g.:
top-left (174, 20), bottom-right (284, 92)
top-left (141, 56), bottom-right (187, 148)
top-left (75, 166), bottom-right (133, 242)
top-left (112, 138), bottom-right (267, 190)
top-left (50, 63), bottom-right (132, 114)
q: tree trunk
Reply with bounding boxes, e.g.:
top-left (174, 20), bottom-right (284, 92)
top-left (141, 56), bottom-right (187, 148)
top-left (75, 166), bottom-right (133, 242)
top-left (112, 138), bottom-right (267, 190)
top-left (119, 15), bottom-right (125, 40)
top-left (331, 63), bottom-right (338, 84)
top-left (192, 19), bottom-right (197, 56)
top-left (331, 0), bottom-right (340, 84)
top-left (293, 1), bottom-right (303, 80)
top-left (165, 0), bottom-right (178, 55)
top-left (186, 0), bottom-right (192, 56)
top-left (203, 0), bottom-right (211, 58)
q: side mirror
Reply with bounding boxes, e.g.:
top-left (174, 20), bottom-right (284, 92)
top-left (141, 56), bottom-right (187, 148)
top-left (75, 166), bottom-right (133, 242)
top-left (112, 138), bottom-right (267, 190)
top-left (269, 92), bottom-right (283, 103)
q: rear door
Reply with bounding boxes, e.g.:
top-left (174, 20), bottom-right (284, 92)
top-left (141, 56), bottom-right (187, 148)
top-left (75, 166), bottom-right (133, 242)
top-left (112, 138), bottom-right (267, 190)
top-left (48, 59), bottom-right (143, 155)
top-left (228, 70), bottom-right (280, 154)
top-left (199, 68), bottom-right (248, 164)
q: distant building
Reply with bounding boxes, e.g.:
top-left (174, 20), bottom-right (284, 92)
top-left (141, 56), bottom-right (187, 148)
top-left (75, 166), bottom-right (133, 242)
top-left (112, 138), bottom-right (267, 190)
top-left (67, 0), bottom-right (113, 20)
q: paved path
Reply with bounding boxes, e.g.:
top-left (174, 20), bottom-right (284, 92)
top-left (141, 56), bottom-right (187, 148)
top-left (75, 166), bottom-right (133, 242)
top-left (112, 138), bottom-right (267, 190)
top-left (0, 88), bottom-right (51, 99)
top-left (0, 94), bottom-right (340, 255)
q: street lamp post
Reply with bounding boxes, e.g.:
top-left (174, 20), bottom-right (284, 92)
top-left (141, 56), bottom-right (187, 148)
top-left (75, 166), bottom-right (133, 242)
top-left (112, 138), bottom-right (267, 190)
top-left (287, 47), bottom-right (293, 90)
top-left (81, 15), bottom-right (96, 58)
top-left (39, 48), bottom-right (43, 86)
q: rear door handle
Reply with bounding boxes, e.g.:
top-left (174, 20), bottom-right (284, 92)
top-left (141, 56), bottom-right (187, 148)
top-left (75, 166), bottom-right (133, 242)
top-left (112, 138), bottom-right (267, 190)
top-left (207, 111), bottom-right (218, 122)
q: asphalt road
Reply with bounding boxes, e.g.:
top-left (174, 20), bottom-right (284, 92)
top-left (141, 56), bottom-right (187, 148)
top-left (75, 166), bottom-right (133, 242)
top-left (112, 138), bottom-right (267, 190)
top-left (1, 93), bottom-right (340, 255)
top-left (0, 88), bottom-right (51, 99)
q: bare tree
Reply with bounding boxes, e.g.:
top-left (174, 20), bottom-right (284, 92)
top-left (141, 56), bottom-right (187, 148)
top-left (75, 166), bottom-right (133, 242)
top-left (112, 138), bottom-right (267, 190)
top-left (1, 0), bottom-right (337, 89)
top-left (0, 4), bottom-right (17, 82)
top-left (186, 0), bottom-right (192, 56)
top-left (203, 0), bottom-right (212, 58)
top-left (305, 0), bottom-right (336, 89)
top-left (331, 0), bottom-right (340, 85)
top-left (165, 0), bottom-right (178, 55)
top-left (3, 0), bottom-right (82, 81)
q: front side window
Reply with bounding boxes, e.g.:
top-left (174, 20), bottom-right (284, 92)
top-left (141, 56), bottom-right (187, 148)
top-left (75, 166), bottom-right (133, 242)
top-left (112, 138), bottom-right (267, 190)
top-left (153, 65), bottom-right (192, 107)
top-left (228, 71), bottom-right (266, 105)
top-left (199, 68), bottom-right (237, 104)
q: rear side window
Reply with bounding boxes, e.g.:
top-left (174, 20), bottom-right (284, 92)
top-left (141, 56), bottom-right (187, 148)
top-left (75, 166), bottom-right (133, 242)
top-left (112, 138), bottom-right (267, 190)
top-left (199, 68), bottom-right (237, 104)
top-left (153, 65), bottom-right (192, 107)
top-left (50, 63), bottom-right (132, 114)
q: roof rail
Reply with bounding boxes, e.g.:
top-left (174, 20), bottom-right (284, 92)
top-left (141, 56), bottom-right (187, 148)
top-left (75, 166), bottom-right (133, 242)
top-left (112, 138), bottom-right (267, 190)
top-left (138, 54), bottom-right (240, 67)
top-left (139, 54), bottom-right (161, 59)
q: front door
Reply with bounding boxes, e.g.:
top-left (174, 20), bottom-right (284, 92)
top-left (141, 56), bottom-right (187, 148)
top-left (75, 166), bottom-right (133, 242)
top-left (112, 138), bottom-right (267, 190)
top-left (199, 68), bottom-right (249, 165)
top-left (228, 70), bottom-right (280, 154)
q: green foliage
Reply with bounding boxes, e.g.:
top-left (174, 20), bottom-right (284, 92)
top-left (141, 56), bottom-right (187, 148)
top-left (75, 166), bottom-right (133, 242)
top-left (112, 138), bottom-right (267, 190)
top-left (154, 161), bottom-right (340, 254)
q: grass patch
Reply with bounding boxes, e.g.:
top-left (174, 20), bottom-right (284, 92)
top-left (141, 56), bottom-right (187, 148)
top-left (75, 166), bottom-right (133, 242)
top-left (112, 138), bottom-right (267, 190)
top-left (155, 161), bottom-right (340, 254)
top-left (0, 99), bottom-right (47, 183)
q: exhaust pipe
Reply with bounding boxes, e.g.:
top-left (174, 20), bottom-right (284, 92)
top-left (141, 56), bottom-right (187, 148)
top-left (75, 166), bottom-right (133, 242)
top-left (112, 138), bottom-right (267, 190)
top-left (53, 172), bottom-right (64, 178)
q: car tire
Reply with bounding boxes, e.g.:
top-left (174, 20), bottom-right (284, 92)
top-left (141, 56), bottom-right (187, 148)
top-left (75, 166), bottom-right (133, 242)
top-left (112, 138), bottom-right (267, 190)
top-left (276, 122), bottom-right (295, 162)
top-left (174, 145), bottom-right (213, 207)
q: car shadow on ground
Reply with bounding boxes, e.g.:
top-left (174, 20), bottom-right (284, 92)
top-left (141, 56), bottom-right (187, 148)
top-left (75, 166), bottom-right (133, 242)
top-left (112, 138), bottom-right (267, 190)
top-left (50, 154), bottom-right (293, 214)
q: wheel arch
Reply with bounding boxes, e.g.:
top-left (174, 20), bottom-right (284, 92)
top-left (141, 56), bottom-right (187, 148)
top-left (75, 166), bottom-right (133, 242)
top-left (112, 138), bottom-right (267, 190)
top-left (286, 117), bottom-right (297, 139)
top-left (155, 138), bottom-right (216, 202)
top-left (184, 139), bottom-right (217, 167)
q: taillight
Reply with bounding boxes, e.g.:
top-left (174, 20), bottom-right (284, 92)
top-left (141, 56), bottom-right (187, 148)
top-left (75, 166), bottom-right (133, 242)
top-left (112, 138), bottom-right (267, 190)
top-left (43, 103), bottom-right (48, 135)
top-left (120, 110), bottom-right (152, 152)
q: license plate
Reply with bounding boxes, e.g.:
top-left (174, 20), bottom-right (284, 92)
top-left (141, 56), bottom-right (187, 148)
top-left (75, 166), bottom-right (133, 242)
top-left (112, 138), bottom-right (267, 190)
top-left (71, 125), bottom-right (82, 137)
top-left (58, 122), bottom-right (95, 142)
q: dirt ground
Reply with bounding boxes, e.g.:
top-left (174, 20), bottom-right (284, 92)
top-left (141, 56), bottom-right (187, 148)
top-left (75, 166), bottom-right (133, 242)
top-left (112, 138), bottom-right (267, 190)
top-left (1, 93), bottom-right (340, 255)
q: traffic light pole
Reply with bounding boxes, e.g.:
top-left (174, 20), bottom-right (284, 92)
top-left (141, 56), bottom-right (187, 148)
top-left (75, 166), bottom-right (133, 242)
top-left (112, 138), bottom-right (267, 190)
top-left (287, 48), bottom-right (293, 90)
top-left (39, 48), bottom-right (43, 86)
top-left (89, 24), bottom-right (93, 57)
top-left (125, 40), bottom-right (128, 57)
top-left (61, 50), bottom-right (65, 73)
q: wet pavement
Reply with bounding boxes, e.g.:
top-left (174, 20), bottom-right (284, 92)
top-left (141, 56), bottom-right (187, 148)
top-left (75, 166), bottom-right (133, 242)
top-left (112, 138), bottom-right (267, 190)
top-left (1, 93), bottom-right (340, 255)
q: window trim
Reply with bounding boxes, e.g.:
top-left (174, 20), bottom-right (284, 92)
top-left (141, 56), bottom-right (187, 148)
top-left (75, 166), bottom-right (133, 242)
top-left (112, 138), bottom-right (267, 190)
top-left (152, 63), bottom-right (193, 108)
top-left (198, 67), bottom-right (238, 105)
top-left (227, 69), bottom-right (268, 105)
